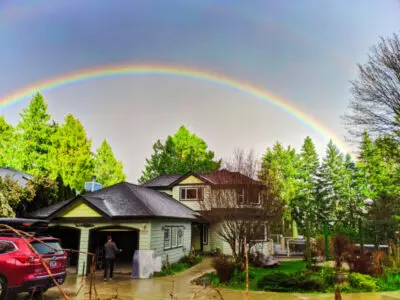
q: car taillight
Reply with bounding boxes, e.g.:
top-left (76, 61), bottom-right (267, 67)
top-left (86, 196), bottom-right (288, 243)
top-left (16, 256), bottom-right (40, 264)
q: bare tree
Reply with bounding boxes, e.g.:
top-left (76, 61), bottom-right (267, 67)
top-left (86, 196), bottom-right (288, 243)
top-left (200, 149), bottom-right (283, 267)
top-left (343, 32), bottom-right (400, 139)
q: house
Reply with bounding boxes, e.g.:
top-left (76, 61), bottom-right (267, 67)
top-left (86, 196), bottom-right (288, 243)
top-left (28, 169), bottom-right (274, 276)
top-left (142, 169), bottom-right (274, 257)
top-left (0, 167), bottom-right (33, 187)
top-left (28, 182), bottom-right (200, 275)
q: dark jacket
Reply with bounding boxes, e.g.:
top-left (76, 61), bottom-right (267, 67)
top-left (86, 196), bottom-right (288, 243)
top-left (104, 241), bottom-right (120, 259)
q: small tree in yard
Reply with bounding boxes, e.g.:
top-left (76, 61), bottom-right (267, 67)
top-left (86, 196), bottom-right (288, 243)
top-left (200, 149), bottom-right (284, 267)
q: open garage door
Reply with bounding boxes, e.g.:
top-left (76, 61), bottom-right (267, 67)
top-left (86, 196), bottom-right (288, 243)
top-left (89, 227), bottom-right (139, 272)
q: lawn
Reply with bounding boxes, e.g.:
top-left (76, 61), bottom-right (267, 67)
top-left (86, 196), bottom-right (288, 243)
top-left (246, 260), bottom-right (307, 290)
top-left (209, 260), bottom-right (307, 290)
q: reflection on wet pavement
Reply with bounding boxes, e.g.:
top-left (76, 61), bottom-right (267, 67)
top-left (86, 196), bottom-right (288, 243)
top-left (17, 258), bottom-right (400, 300)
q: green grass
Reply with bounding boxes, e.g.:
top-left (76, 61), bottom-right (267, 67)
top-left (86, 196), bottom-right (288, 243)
top-left (247, 260), bottom-right (307, 290)
top-left (218, 260), bottom-right (307, 290)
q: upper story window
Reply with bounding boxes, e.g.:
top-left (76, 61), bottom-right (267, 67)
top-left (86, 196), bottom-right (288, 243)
top-left (237, 188), bottom-right (262, 205)
top-left (180, 187), bottom-right (203, 201)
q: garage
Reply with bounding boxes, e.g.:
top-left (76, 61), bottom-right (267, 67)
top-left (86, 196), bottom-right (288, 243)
top-left (46, 226), bottom-right (81, 273)
top-left (88, 226), bottom-right (139, 271)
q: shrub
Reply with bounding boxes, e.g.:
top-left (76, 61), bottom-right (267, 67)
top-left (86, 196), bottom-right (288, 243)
top-left (377, 267), bottom-right (400, 291)
top-left (179, 254), bottom-right (202, 266)
top-left (297, 275), bottom-right (326, 291)
top-left (231, 268), bottom-right (256, 283)
top-left (212, 255), bottom-right (236, 283)
top-left (257, 272), bottom-right (297, 292)
top-left (257, 271), bottom-right (327, 292)
top-left (320, 267), bottom-right (335, 286)
top-left (348, 272), bottom-right (378, 292)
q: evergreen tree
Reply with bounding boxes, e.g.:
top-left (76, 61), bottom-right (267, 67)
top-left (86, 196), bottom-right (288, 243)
top-left (316, 140), bottom-right (344, 224)
top-left (139, 126), bottom-right (221, 183)
top-left (0, 116), bottom-right (15, 167)
top-left (291, 136), bottom-right (320, 261)
top-left (94, 140), bottom-right (126, 187)
top-left (260, 142), bottom-right (299, 235)
top-left (49, 114), bottom-right (94, 191)
top-left (14, 93), bottom-right (54, 176)
top-left (339, 154), bottom-right (363, 229)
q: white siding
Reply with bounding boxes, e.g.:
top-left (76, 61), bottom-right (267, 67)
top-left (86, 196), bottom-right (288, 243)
top-left (150, 220), bottom-right (192, 264)
top-left (171, 185), bottom-right (211, 211)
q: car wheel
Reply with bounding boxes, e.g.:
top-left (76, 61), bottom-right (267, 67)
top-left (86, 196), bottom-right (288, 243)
top-left (0, 276), bottom-right (8, 300)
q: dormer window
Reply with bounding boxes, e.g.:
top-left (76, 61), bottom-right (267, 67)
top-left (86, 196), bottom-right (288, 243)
top-left (180, 187), bottom-right (204, 201)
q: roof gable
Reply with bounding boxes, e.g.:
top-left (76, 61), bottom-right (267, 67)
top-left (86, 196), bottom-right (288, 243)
top-left (177, 175), bottom-right (205, 185)
top-left (57, 200), bottom-right (102, 218)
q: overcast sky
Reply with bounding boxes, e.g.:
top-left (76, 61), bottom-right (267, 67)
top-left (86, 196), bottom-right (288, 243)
top-left (0, 0), bottom-right (399, 182)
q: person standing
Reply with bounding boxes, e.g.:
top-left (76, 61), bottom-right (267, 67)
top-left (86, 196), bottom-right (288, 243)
top-left (103, 236), bottom-right (122, 281)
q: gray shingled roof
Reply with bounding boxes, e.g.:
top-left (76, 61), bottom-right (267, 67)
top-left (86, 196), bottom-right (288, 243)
top-left (27, 200), bottom-right (74, 219)
top-left (141, 174), bottom-right (184, 188)
top-left (0, 167), bottom-right (33, 187)
top-left (29, 182), bottom-right (199, 220)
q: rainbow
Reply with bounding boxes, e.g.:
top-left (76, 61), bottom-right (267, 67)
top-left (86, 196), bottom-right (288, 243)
top-left (0, 63), bottom-right (351, 156)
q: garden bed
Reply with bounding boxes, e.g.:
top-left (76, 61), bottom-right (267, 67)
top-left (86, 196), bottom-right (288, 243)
top-left (195, 259), bottom-right (400, 293)
top-left (153, 255), bottom-right (203, 277)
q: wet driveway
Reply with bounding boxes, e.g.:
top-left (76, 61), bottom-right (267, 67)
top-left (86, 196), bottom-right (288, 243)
top-left (17, 258), bottom-right (400, 300)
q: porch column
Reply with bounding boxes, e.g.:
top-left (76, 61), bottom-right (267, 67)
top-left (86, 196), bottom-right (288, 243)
top-left (77, 227), bottom-right (90, 276)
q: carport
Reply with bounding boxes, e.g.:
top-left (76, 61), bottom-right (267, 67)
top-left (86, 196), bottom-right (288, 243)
top-left (47, 225), bottom-right (81, 273)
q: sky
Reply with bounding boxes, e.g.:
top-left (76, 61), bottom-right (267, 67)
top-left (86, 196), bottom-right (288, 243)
top-left (0, 0), bottom-right (399, 183)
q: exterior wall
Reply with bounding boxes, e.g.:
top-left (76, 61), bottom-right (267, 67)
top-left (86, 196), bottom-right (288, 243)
top-left (171, 185), bottom-right (211, 211)
top-left (150, 220), bottom-right (192, 264)
top-left (179, 175), bottom-right (204, 185)
top-left (59, 201), bottom-right (102, 218)
top-left (51, 220), bottom-right (150, 275)
top-left (159, 189), bottom-right (172, 196)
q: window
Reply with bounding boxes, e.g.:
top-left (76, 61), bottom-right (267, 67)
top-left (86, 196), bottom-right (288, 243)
top-left (171, 227), bottom-right (177, 248)
top-left (237, 188), bottom-right (245, 204)
top-left (0, 241), bottom-right (16, 254)
top-left (177, 228), bottom-right (183, 246)
top-left (180, 187), bottom-right (203, 201)
top-left (164, 226), bottom-right (184, 249)
top-left (31, 241), bottom-right (63, 255)
top-left (202, 225), bottom-right (208, 245)
top-left (253, 224), bottom-right (269, 241)
top-left (164, 228), bottom-right (171, 249)
top-left (237, 188), bottom-right (262, 205)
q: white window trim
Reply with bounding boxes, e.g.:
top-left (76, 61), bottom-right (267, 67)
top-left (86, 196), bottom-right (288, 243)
top-left (180, 187), bottom-right (203, 201)
top-left (164, 226), bottom-right (184, 249)
top-left (237, 188), bottom-right (263, 205)
top-left (177, 228), bottom-right (183, 247)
